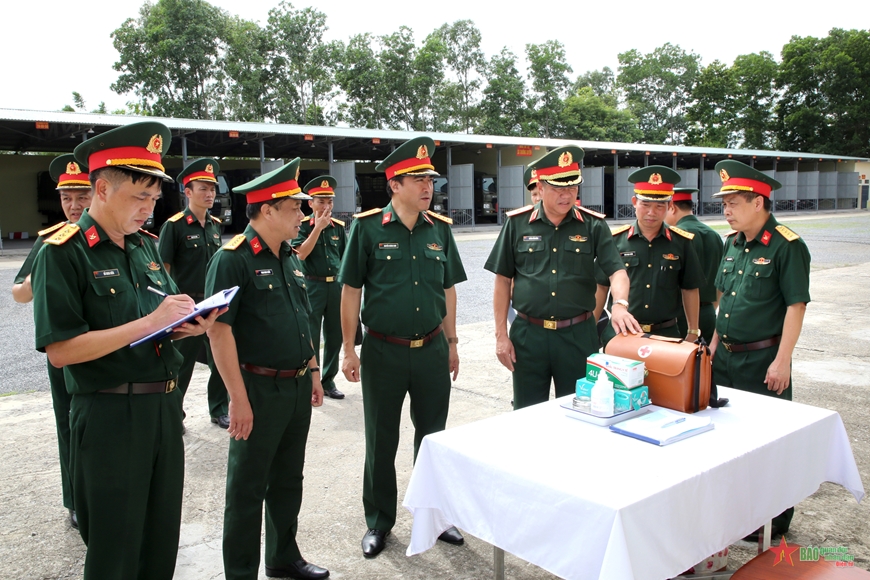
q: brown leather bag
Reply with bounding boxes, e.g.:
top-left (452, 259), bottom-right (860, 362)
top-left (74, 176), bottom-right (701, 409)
top-left (605, 333), bottom-right (717, 413)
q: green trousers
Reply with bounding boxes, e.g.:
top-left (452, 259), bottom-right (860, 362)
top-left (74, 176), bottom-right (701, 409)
top-left (601, 317), bottom-right (682, 348)
top-left (510, 316), bottom-right (600, 410)
top-left (222, 371), bottom-right (312, 580)
top-left (305, 280), bottom-right (342, 390)
top-left (677, 303), bottom-right (717, 344)
top-left (49, 360), bottom-right (73, 510)
top-left (360, 332), bottom-right (451, 531)
top-left (174, 334), bottom-right (229, 418)
top-left (70, 389), bottom-right (184, 580)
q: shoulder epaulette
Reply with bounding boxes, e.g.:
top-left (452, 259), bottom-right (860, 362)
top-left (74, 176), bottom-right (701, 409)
top-left (353, 207), bottom-right (382, 219)
top-left (331, 217), bottom-right (345, 227)
top-left (775, 225), bottom-right (800, 242)
top-left (304, 215), bottom-right (313, 221)
top-left (426, 210), bottom-right (453, 225)
top-left (725, 231), bottom-right (738, 238)
top-left (139, 228), bottom-right (158, 240)
top-left (611, 224), bottom-right (631, 236)
top-left (506, 205), bottom-right (534, 217)
top-left (210, 215), bottom-right (222, 224)
top-left (577, 206), bottom-right (606, 219)
top-left (223, 234), bottom-right (247, 250)
top-left (38, 222), bottom-right (66, 237)
top-left (43, 223), bottom-right (80, 246)
top-left (668, 225), bottom-right (695, 240)
top-left (167, 211), bottom-right (185, 222)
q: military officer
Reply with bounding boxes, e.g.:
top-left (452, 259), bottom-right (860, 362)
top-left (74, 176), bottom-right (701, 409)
top-left (32, 121), bottom-right (220, 580)
top-left (485, 146), bottom-right (641, 410)
top-left (206, 158), bottom-right (328, 580)
top-left (339, 137), bottom-right (467, 558)
top-left (595, 166), bottom-right (704, 347)
top-left (292, 175), bottom-right (347, 400)
top-left (666, 187), bottom-right (724, 343)
top-left (710, 160), bottom-right (810, 539)
top-left (525, 165), bottom-right (542, 204)
top-left (12, 153), bottom-right (92, 529)
top-left (158, 158), bottom-right (230, 429)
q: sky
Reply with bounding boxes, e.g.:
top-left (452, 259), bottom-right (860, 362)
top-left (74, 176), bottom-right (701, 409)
top-left (0, 0), bottom-right (865, 114)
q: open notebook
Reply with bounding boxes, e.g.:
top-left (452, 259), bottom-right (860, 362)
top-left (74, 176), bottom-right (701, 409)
top-left (130, 286), bottom-right (239, 348)
top-left (610, 408), bottom-right (714, 446)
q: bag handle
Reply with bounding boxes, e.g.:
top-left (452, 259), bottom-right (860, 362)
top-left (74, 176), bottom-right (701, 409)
top-left (694, 337), bottom-right (729, 409)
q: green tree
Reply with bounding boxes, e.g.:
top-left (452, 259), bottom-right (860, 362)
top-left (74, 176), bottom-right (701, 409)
top-left (111, 0), bottom-right (229, 119)
top-left (618, 43), bottom-right (700, 144)
top-left (686, 60), bottom-right (735, 147)
top-left (573, 67), bottom-right (617, 104)
top-left (335, 34), bottom-right (390, 129)
top-left (433, 20), bottom-right (485, 133)
top-left (526, 40), bottom-right (573, 137)
top-left (731, 52), bottom-right (778, 149)
top-left (477, 48), bottom-right (530, 136)
top-left (224, 16), bottom-right (274, 122)
top-left (561, 87), bottom-right (641, 143)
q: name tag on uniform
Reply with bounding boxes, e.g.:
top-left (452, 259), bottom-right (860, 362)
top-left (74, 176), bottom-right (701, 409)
top-left (522, 235), bottom-right (542, 242)
top-left (93, 269), bottom-right (120, 278)
top-left (725, 256), bottom-right (735, 262)
top-left (187, 234), bottom-right (201, 240)
top-left (379, 243), bottom-right (399, 249)
top-left (620, 251), bottom-right (636, 257)
top-left (255, 269), bottom-right (273, 276)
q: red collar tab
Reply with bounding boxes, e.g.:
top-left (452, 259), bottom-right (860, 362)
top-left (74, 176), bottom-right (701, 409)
top-left (665, 228), bottom-right (672, 241)
top-left (309, 217), bottom-right (315, 226)
top-left (88, 145), bottom-right (165, 173)
top-left (186, 214), bottom-right (194, 225)
top-left (382, 212), bottom-right (392, 225)
top-left (721, 176), bottom-right (773, 198)
top-left (628, 225), bottom-right (635, 238)
top-left (760, 230), bottom-right (772, 246)
top-left (422, 212), bottom-right (434, 225)
top-left (573, 206), bottom-right (583, 222)
top-left (85, 225), bottom-right (100, 247)
top-left (528, 207), bottom-right (539, 223)
top-left (245, 179), bottom-right (301, 204)
top-left (250, 236), bottom-right (263, 255)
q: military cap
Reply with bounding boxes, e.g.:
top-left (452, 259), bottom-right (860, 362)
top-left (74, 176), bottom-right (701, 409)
top-left (534, 146), bottom-right (583, 186)
top-left (672, 187), bottom-right (698, 203)
top-left (376, 136), bottom-right (439, 179)
top-left (304, 175), bottom-right (336, 197)
top-left (712, 160), bottom-right (781, 198)
top-left (524, 165), bottom-right (539, 191)
top-left (233, 157), bottom-right (311, 203)
top-left (177, 158), bottom-right (220, 187)
top-left (74, 121), bottom-right (173, 182)
top-left (49, 154), bottom-right (90, 190)
top-left (629, 165), bottom-right (681, 202)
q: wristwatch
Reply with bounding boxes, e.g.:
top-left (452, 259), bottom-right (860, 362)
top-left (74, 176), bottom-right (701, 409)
top-left (447, 337), bottom-right (459, 344)
top-left (309, 367), bottom-right (321, 373)
top-left (613, 299), bottom-right (629, 309)
top-left (687, 329), bottom-right (701, 336)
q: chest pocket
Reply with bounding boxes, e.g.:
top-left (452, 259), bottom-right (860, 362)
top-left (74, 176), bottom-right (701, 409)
top-left (252, 274), bottom-right (289, 315)
top-left (657, 257), bottom-right (682, 287)
top-left (373, 248), bottom-right (404, 283)
top-left (184, 235), bottom-right (203, 249)
top-left (562, 239), bottom-right (592, 275)
top-left (745, 263), bottom-right (776, 299)
top-left (88, 277), bottom-right (135, 328)
top-left (515, 241), bottom-right (546, 276)
top-left (621, 255), bottom-right (640, 270)
top-left (423, 248), bottom-right (445, 281)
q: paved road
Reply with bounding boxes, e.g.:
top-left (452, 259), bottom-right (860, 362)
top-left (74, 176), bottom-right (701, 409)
top-left (2, 211), bottom-right (868, 395)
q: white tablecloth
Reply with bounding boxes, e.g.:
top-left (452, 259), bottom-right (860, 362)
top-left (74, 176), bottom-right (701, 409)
top-left (403, 388), bottom-right (864, 580)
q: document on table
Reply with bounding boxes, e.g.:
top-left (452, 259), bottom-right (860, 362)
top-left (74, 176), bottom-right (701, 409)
top-left (610, 408), bottom-right (714, 446)
top-left (130, 286), bottom-right (239, 347)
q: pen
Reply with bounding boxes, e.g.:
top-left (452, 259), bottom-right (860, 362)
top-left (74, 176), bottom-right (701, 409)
top-left (662, 417), bottom-right (686, 428)
top-left (147, 285), bottom-right (168, 298)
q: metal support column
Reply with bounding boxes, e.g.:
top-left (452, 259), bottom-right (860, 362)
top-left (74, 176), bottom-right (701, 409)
top-left (644, 153), bottom-right (649, 167)
top-left (698, 156), bottom-right (704, 216)
top-left (672, 154), bottom-right (677, 170)
top-left (493, 546), bottom-right (505, 580)
top-left (181, 135), bottom-right (188, 163)
top-left (497, 148), bottom-right (503, 225)
top-left (259, 138), bottom-right (265, 162)
top-left (750, 157), bottom-right (755, 168)
top-left (328, 140), bottom-right (334, 171)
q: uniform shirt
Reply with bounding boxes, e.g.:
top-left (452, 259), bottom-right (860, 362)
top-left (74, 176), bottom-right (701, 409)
top-left (291, 215), bottom-right (346, 278)
top-left (715, 215), bottom-right (811, 344)
top-left (32, 209), bottom-right (183, 394)
top-left (205, 224), bottom-right (314, 370)
top-left (14, 222), bottom-right (66, 284)
top-left (485, 203), bottom-right (623, 319)
top-left (338, 203), bottom-right (467, 337)
top-left (677, 214), bottom-right (724, 304)
top-left (157, 207), bottom-right (222, 297)
top-left (595, 221), bottom-right (704, 324)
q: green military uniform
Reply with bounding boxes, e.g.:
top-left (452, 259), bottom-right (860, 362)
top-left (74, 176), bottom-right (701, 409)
top-left (206, 160), bottom-right (319, 580)
top-left (339, 137), bottom-right (467, 533)
top-left (291, 176), bottom-right (347, 396)
top-left (31, 119), bottom-right (185, 580)
top-left (485, 146), bottom-right (623, 409)
top-left (158, 158), bottom-right (229, 421)
top-left (671, 188), bottom-right (724, 342)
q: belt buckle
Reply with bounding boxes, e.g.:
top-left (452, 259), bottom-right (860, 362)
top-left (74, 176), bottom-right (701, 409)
top-left (641, 324), bottom-right (652, 333)
top-left (723, 342), bottom-right (733, 352)
top-left (298, 365), bottom-right (308, 377)
top-left (409, 338), bottom-right (425, 348)
top-left (165, 379), bottom-right (177, 393)
top-left (325, 276), bottom-right (335, 282)
top-left (543, 320), bottom-right (557, 330)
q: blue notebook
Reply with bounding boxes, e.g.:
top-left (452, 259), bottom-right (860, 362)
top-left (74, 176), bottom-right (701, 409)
top-left (610, 409), bottom-right (714, 446)
top-left (130, 286), bottom-right (239, 348)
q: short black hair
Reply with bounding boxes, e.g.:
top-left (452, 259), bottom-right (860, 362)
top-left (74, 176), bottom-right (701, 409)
top-left (90, 166), bottom-right (162, 190)
top-left (185, 180), bottom-right (216, 194)
top-left (673, 200), bottom-right (694, 213)
top-left (385, 175), bottom-right (408, 197)
top-left (246, 197), bottom-right (288, 220)
top-left (737, 191), bottom-right (772, 212)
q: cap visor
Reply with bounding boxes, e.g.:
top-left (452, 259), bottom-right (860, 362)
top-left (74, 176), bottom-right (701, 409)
top-left (541, 176), bottom-right (583, 187)
top-left (711, 189), bottom-right (744, 198)
top-left (634, 193), bottom-right (672, 202)
top-left (119, 164), bottom-right (174, 183)
top-left (289, 192), bottom-right (313, 201)
top-left (402, 169), bottom-right (440, 177)
top-left (56, 185), bottom-right (92, 191)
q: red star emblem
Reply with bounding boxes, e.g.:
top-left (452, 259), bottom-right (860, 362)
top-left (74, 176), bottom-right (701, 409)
top-left (769, 537), bottom-right (799, 567)
top-left (761, 230), bottom-right (772, 246)
top-left (186, 215), bottom-right (194, 225)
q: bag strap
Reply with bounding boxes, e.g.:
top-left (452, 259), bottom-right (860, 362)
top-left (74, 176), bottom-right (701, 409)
top-left (694, 337), bottom-right (729, 408)
top-left (693, 343), bottom-right (702, 412)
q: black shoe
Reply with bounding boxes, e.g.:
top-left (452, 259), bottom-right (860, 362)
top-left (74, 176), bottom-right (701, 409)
top-left (323, 386), bottom-right (345, 400)
top-left (437, 526), bottom-right (464, 545)
top-left (69, 509), bottom-right (78, 530)
top-left (265, 559), bottom-right (329, 579)
top-left (361, 528), bottom-right (389, 558)
top-left (211, 415), bottom-right (230, 429)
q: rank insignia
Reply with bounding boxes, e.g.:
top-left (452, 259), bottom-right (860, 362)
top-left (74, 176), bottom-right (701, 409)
top-left (66, 162), bottom-right (81, 175)
top-left (427, 243), bottom-right (443, 251)
top-left (760, 230), bottom-right (772, 246)
top-left (379, 242), bottom-right (399, 249)
top-left (147, 261), bottom-right (161, 271)
top-left (417, 145), bottom-right (428, 159)
top-left (255, 269), bottom-right (273, 276)
top-left (662, 254), bottom-right (680, 260)
top-left (85, 225), bottom-right (100, 247)
top-left (93, 269), bottom-right (120, 278)
top-left (294, 269), bottom-right (304, 277)
top-left (752, 257), bottom-right (771, 265)
top-left (775, 225), bottom-right (800, 242)
top-left (250, 237), bottom-right (263, 254)
top-left (719, 168), bottom-right (730, 182)
top-left (186, 215), bottom-right (195, 224)
top-left (44, 223), bottom-right (80, 246)
top-left (382, 212), bottom-right (392, 225)
top-left (568, 235), bottom-right (587, 242)
top-left (146, 134), bottom-right (163, 154)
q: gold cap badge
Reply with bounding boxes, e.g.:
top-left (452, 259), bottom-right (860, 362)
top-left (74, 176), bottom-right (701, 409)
top-left (66, 162), bottom-right (81, 175)
top-left (649, 173), bottom-right (662, 185)
top-left (719, 169), bottom-right (730, 182)
top-left (295, 167), bottom-right (300, 181)
top-left (530, 169), bottom-right (537, 179)
top-left (558, 152), bottom-right (573, 167)
top-left (321, 179), bottom-right (329, 188)
top-left (417, 145), bottom-right (428, 159)
top-left (205, 164), bottom-right (214, 174)
top-left (146, 134), bottom-right (163, 154)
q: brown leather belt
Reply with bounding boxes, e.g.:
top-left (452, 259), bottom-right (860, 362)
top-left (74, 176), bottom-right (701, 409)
top-left (304, 275), bottom-right (336, 283)
top-left (240, 363), bottom-right (309, 378)
top-left (189, 292), bottom-right (205, 300)
top-left (100, 379), bottom-right (178, 394)
top-left (365, 325), bottom-right (442, 348)
top-left (639, 318), bottom-right (677, 333)
top-left (516, 311), bottom-right (592, 330)
top-left (721, 335), bottom-right (781, 353)
top-left (700, 301), bottom-right (714, 306)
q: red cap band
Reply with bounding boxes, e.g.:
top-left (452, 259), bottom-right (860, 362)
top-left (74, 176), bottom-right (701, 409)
top-left (721, 177), bottom-right (772, 197)
top-left (385, 156), bottom-right (434, 180)
top-left (89, 146), bottom-right (165, 172)
top-left (671, 192), bottom-right (693, 202)
top-left (182, 171), bottom-right (217, 186)
top-left (633, 181), bottom-right (674, 194)
top-left (308, 186), bottom-right (334, 195)
top-left (536, 162), bottom-right (580, 179)
top-left (245, 179), bottom-right (301, 204)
